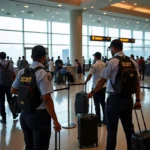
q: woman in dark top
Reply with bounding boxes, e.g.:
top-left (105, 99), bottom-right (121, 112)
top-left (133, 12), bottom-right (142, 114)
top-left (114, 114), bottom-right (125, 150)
top-left (75, 59), bottom-right (82, 81)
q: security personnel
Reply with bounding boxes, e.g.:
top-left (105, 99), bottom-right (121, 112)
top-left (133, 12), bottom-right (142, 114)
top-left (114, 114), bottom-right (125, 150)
top-left (84, 52), bottom-right (106, 127)
top-left (88, 39), bottom-right (142, 150)
top-left (11, 45), bottom-right (61, 150)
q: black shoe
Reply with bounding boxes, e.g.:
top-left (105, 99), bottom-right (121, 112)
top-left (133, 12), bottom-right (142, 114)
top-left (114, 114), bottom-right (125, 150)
top-left (0, 119), bottom-right (6, 124)
top-left (98, 122), bottom-right (102, 127)
top-left (13, 114), bottom-right (18, 120)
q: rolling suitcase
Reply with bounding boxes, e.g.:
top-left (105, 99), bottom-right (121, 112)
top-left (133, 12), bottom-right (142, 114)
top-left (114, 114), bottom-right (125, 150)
top-left (131, 109), bottom-right (150, 150)
top-left (54, 131), bottom-right (60, 150)
top-left (75, 86), bottom-right (89, 114)
top-left (77, 94), bottom-right (98, 149)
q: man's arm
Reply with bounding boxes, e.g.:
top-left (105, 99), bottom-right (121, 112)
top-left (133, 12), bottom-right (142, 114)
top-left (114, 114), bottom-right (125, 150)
top-left (84, 74), bottom-right (92, 84)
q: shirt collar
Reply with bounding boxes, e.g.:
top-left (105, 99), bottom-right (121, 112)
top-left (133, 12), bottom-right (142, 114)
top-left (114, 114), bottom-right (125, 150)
top-left (114, 51), bottom-right (125, 57)
top-left (32, 61), bottom-right (44, 67)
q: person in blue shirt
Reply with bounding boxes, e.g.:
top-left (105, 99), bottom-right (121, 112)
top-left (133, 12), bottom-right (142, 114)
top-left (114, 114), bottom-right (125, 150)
top-left (11, 45), bottom-right (61, 150)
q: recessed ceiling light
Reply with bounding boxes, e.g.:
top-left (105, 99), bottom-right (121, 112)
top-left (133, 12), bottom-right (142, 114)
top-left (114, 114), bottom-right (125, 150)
top-left (14, 15), bottom-right (16, 17)
top-left (21, 11), bottom-right (25, 13)
top-left (1, 9), bottom-right (4, 11)
top-left (89, 15), bottom-right (92, 17)
top-left (93, 20), bottom-right (95, 22)
top-left (106, 22), bottom-right (108, 24)
top-left (58, 4), bottom-right (62, 7)
top-left (122, 1), bottom-right (125, 2)
top-left (146, 19), bottom-right (148, 21)
top-left (60, 18), bottom-right (63, 21)
top-left (113, 18), bottom-right (115, 20)
top-left (127, 22), bottom-right (129, 24)
top-left (98, 24), bottom-right (101, 26)
top-left (24, 5), bottom-right (29, 8)
top-left (44, 18), bottom-right (47, 20)
top-left (146, 24), bottom-right (148, 26)
top-left (99, 18), bottom-right (101, 20)
top-left (103, 12), bottom-right (107, 15)
top-left (46, 9), bottom-right (49, 11)
top-left (83, 7), bottom-right (87, 10)
top-left (134, 3), bottom-right (137, 6)
top-left (56, 12), bottom-right (59, 14)
top-left (52, 16), bottom-right (54, 18)
top-left (31, 15), bottom-right (34, 17)
top-left (91, 6), bottom-right (94, 8)
top-left (136, 21), bottom-right (139, 24)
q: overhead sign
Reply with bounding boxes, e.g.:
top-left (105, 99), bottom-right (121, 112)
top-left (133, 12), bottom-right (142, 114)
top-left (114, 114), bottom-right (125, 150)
top-left (119, 38), bottom-right (135, 43)
top-left (90, 36), bottom-right (111, 42)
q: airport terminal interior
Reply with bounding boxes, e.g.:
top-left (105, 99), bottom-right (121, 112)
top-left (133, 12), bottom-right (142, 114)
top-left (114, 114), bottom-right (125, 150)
top-left (0, 0), bottom-right (150, 150)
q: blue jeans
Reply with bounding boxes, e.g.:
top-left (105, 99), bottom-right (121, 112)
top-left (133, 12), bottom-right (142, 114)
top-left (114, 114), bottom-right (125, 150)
top-left (20, 110), bottom-right (51, 150)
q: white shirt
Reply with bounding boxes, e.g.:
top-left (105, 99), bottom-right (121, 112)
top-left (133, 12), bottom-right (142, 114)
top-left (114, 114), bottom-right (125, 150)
top-left (89, 60), bottom-right (106, 88)
top-left (82, 58), bottom-right (85, 64)
top-left (48, 60), bottom-right (54, 72)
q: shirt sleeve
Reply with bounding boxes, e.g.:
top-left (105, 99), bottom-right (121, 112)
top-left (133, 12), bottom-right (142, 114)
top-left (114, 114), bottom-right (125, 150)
top-left (100, 60), bottom-right (113, 79)
top-left (89, 65), bottom-right (94, 75)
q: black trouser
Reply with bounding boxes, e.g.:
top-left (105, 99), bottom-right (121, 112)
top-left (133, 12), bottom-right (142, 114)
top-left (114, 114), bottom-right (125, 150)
top-left (83, 64), bottom-right (85, 75)
top-left (106, 94), bottom-right (134, 150)
top-left (20, 110), bottom-right (51, 150)
top-left (50, 72), bottom-right (54, 79)
top-left (93, 88), bottom-right (106, 122)
top-left (0, 85), bottom-right (15, 120)
top-left (139, 69), bottom-right (145, 80)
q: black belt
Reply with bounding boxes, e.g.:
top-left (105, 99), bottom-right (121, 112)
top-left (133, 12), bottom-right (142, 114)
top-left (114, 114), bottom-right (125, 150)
top-left (108, 92), bottom-right (131, 97)
top-left (35, 109), bottom-right (46, 113)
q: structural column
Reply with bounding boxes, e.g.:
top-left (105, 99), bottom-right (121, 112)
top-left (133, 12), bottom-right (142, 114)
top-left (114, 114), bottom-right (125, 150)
top-left (70, 10), bottom-right (82, 65)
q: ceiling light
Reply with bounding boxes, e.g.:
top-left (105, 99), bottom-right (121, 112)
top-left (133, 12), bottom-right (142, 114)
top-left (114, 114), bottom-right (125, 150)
top-left (103, 12), bottom-right (107, 15)
top-left (91, 6), bottom-right (94, 8)
top-left (83, 7), bottom-right (87, 10)
top-left (31, 15), bottom-right (34, 17)
top-left (146, 19), bottom-right (148, 21)
top-left (24, 5), bottom-right (29, 8)
top-left (113, 18), bottom-right (115, 20)
top-left (99, 18), bottom-right (101, 20)
top-left (56, 12), bottom-right (59, 14)
top-left (146, 24), bottom-right (148, 26)
top-left (98, 24), bottom-right (101, 26)
top-left (134, 3), bottom-right (137, 6)
top-left (1, 9), bottom-right (4, 11)
top-left (106, 22), bottom-right (108, 24)
top-left (58, 4), bottom-right (62, 7)
top-left (21, 11), bottom-right (25, 13)
top-left (136, 21), bottom-right (139, 24)
top-left (89, 15), bottom-right (92, 17)
top-left (52, 16), bottom-right (54, 18)
top-left (127, 22), bottom-right (129, 24)
top-left (14, 15), bottom-right (16, 17)
top-left (46, 9), bottom-right (49, 11)
top-left (93, 20), bottom-right (95, 22)
top-left (60, 18), bottom-right (63, 21)
top-left (122, 1), bottom-right (125, 2)
top-left (44, 18), bottom-right (47, 20)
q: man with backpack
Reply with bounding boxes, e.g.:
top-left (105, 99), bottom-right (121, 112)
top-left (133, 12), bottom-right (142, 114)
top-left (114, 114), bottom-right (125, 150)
top-left (0, 52), bottom-right (17, 124)
top-left (88, 39), bottom-right (142, 150)
top-left (11, 45), bottom-right (61, 150)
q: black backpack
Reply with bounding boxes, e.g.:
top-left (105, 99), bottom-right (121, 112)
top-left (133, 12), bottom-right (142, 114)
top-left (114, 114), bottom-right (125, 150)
top-left (111, 56), bottom-right (138, 95)
top-left (18, 66), bottom-right (44, 112)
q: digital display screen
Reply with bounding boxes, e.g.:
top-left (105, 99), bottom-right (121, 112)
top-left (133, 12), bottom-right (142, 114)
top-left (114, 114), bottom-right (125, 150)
top-left (90, 36), bottom-right (111, 42)
top-left (119, 38), bottom-right (135, 43)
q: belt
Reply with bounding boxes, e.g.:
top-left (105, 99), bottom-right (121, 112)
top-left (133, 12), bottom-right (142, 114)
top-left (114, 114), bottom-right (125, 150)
top-left (35, 109), bottom-right (46, 113)
top-left (108, 92), bottom-right (131, 97)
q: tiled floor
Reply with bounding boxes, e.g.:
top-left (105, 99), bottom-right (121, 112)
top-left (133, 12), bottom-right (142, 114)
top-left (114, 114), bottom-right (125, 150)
top-left (1, 75), bottom-right (150, 150)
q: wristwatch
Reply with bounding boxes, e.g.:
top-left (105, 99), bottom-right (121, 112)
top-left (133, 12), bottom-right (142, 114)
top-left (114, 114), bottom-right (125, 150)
top-left (136, 99), bottom-right (141, 102)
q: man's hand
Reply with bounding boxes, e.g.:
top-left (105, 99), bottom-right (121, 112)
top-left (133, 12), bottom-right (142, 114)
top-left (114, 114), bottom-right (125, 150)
top-left (134, 102), bottom-right (142, 110)
top-left (87, 92), bottom-right (93, 98)
top-left (84, 81), bottom-right (87, 85)
top-left (53, 121), bottom-right (61, 132)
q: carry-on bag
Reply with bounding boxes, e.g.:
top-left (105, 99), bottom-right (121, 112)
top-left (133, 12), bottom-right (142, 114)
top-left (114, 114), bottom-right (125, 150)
top-left (77, 90), bottom-right (98, 149)
top-left (131, 109), bottom-right (150, 150)
top-left (75, 85), bottom-right (89, 114)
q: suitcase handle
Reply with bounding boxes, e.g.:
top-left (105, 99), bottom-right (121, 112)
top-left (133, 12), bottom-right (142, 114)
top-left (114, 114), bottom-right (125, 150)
top-left (54, 131), bottom-right (60, 150)
top-left (134, 109), bottom-right (147, 134)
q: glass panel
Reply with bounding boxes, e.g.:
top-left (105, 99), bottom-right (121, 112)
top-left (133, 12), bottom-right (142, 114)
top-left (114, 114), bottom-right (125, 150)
top-left (0, 31), bottom-right (23, 43)
top-left (52, 22), bottom-right (70, 34)
top-left (89, 41), bottom-right (104, 46)
top-left (108, 28), bottom-right (119, 37)
top-left (24, 32), bottom-right (47, 44)
top-left (123, 43), bottom-right (132, 47)
top-left (123, 47), bottom-right (133, 57)
top-left (24, 19), bottom-right (47, 32)
top-left (133, 48), bottom-right (143, 57)
top-left (145, 32), bottom-right (150, 40)
top-left (25, 49), bottom-right (32, 65)
top-left (120, 29), bottom-right (131, 38)
top-left (0, 16), bottom-right (22, 30)
top-left (82, 25), bottom-right (87, 35)
top-left (52, 45), bottom-right (70, 61)
top-left (52, 34), bottom-right (70, 45)
top-left (145, 48), bottom-right (150, 59)
top-left (145, 41), bottom-right (150, 47)
top-left (0, 44), bottom-right (23, 66)
top-left (89, 26), bottom-right (104, 36)
top-left (133, 40), bottom-right (143, 47)
top-left (133, 31), bottom-right (143, 39)
top-left (83, 36), bottom-right (87, 45)
top-left (82, 46), bottom-right (88, 62)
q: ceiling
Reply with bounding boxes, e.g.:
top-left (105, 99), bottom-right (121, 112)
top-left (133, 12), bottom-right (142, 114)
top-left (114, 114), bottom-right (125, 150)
top-left (0, 0), bottom-right (150, 31)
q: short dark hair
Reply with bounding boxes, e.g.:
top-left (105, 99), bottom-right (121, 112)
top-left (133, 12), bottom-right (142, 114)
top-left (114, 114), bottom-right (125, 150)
top-left (32, 55), bottom-right (43, 62)
top-left (58, 56), bottom-right (60, 59)
top-left (109, 39), bottom-right (123, 50)
top-left (75, 59), bottom-right (78, 62)
top-left (0, 52), bottom-right (6, 59)
top-left (131, 54), bottom-right (134, 57)
top-left (22, 56), bottom-right (25, 59)
top-left (7, 56), bottom-right (9, 59)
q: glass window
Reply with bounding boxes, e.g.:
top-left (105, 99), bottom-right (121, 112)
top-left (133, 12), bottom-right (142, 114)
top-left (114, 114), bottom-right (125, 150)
top-left (48, 21), bottom-right (51, 33)
top-left (108, 28), bottom-right (119, 37)
top-left (89, 47), bottom-right (104, 61)
top-left (133, 31), bottom-right (143, 39)
top-left (82, 46), bottom-right (88, 61)
top-left (24, 19), bottom-right (47, 32)
top-left (89, 26), bottom-right (104, 36)
top-left (123, 43), bottom-right (132, 47)
top-left (133, 40), bottom-right (143, 47)
top-left (52, 22), bottom-right (70, 34)
top-left (133, 48), bottom-right (143, 57)
top-left (52, 34), bottom-right (70, 45)
top-left (52, 45), bottom-right (70, 60)
top-left (123, 47), bottom-right (133, 56)
top-left (0, 17), bottom-right (22, 30)
top-left (120, 29), bottom-right (131, 38)
top-left (145, 41), bottom-right (150, 47)
top-left (82, 25), bottom-right (87, 35)
top-left (0, 31), bottom-right (23, 43)
top-left (145, 32), bottom-right (150, 40)
top-left (83, 36), bottom-right (88, 45)
top-left (0, 44), bottom-right (23, 65)
top-left (24, 32), bottom-right (47, 44)
top-left (145, 48), bottom-right (150, 59)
